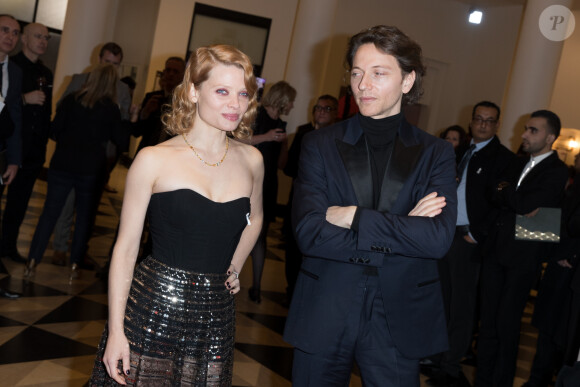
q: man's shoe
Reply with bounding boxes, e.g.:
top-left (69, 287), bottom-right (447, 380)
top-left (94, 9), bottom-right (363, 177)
top-left (427, 372), bottom-right (460, 387)
top-left (52, 251), bottom-right (67, 266)
top-left (0, 287), bottom-right (21, 299)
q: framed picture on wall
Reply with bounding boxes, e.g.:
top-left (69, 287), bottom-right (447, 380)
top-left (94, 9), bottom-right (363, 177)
top-left (187, 3), bottom-right (271, 77)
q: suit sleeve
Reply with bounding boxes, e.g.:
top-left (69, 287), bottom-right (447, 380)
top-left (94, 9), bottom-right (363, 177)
top-left (292, 132), bottom-right (385, 266)
top-left (355, 143), bottom-right (457, 258)
top-left (58, 74), bottom-right (83, 107)
top-left (117, 82), bottom-right (131, 121)
top-left (5, 65), bottom-right (23, 165)
top-left (293, 132), bottom-right (457, 265)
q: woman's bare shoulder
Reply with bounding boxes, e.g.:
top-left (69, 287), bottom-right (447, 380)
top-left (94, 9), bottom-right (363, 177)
top-left (231, 138), bottom-right (263, 168)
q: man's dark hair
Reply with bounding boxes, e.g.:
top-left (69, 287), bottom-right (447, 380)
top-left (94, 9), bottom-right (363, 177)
top-left (345, 25), bottom-right (425, 105)
top-left (99, 42), bottom-right (123, 61)
top-left (166, 56), bottom-right (186, 68)
top-left (317, 94), bottom-right (338, 108)
top-left (531, 109), bottom-right (561, 138)
top-left (120, 76), bottom-right (136, 90)
top-left (472, 101), bottom-right (500, 120)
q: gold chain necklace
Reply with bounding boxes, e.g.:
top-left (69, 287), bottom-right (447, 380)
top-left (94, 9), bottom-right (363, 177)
top-left (182, 133), bottom-right (229, 167)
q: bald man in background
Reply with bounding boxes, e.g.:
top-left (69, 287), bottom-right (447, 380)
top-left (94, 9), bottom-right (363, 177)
top-left (0, 22), bottom-right (53, 263)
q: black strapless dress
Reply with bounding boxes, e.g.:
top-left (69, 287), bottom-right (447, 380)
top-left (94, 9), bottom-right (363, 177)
top-left (90, 189), bottom-right (250, 386)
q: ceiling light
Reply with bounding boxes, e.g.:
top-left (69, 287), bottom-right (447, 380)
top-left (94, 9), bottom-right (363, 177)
top-left (469, 9), bottom-right (483, 24)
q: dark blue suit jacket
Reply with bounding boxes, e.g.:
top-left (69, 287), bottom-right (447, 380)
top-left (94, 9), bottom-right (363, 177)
top-left (283, 115), bottom-right (457, 359)
top-left (3, 60), bottom-right (23, 166)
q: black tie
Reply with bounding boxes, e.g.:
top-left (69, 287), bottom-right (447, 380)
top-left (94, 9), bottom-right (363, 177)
top-left (457, 144), bottom-right (476, 182)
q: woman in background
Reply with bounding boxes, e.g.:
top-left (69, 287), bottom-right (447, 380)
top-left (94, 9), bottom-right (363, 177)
top-left (440, 124), bottom-right (467, 150)
top-left (247, 80), bottom-right (296, 303)
top-left (25, 64), bottom-right (127, 280)
top-left (90, 44), bottom-right (263, 385)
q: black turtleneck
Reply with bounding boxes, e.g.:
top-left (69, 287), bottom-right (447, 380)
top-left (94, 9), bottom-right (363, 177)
top-left (351, 112), bottom-right (402, 232)
top-left (359, 112), bottom-right (402, 207)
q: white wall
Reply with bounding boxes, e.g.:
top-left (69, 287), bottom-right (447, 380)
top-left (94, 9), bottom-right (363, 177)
top-left (112, 0), bottom-right (160, 104)
top-left (144, 0), bottom-right (299, 98)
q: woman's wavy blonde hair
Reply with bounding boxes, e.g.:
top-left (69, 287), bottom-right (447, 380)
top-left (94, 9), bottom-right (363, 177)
top-left (163, 44), bottom-right (258, 139)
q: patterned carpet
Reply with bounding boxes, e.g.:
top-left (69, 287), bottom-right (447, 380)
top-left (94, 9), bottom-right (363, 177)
top-left (0, 164), bottom-right (537, 386)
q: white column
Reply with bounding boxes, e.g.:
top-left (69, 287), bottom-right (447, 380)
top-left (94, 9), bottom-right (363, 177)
top-left (499, 0), bottom-right (573, 150)
top-left (283, 0), bottom-right (339, 134)
top-left (52, 0), bottom-right (119, 106)
top-left (48, 0), bottom-right (118, 165)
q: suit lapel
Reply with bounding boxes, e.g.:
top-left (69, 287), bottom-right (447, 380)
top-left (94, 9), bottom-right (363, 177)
top-left (377, 124), bottom-right (423, 212)
top-left (519, 152), bottom-right (556, 188)
top-left (335, 117), bottom-right (424, 212)
top-left (335, 119), bottom-right (373, 208)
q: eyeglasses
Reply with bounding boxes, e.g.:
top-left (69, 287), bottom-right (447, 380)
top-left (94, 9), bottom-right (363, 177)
top-left (33, 33), bottom-right (51, 41)
top-left (472, 117), bottom-right (497, 126)
top-left (314, 105), bottom-right (336, 113)
top-left (0, 26), bottom-right (20, 38)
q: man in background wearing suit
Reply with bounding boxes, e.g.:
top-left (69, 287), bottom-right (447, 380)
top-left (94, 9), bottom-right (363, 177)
top-left (1, 22), bottom-right (53, 264)
top-left (0, 14), bottom-right (23, 298)
top-left (132, 56), bottom-right (185, 152)
top-left (284, 25), bottom-right (457, 385)
top-left (476, 110), bottom-right (569, 387)
top-left (0, 15), bottom-right (22, 187)
top-left (426, 101), bottom-right (515, 386)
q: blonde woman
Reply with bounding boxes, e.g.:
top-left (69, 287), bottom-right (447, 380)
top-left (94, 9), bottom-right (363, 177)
top-left (25, 64), bottom-right (126, 280)
top-left (90, 45), bottom-right (263, 385)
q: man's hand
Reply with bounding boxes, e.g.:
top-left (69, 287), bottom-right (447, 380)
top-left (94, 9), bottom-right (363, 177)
top-left (140, 95), bottom-right (162, 120)
top-left (2, 164), bottom-right (18, 185)
top-left (24, 90), bottom-right (46, 105)
top-left (129, 104), bottom-right (140, 123)
top-left (408, 192), bottom-right (446, 217)
top-left (557, 259), bottom-right (573, 268)
top-left (524, 208), bottom-right (539, 218)
top-left (464, 234), bottom-right (477, 244)
top-left (326, 206), bottom-right (357, 229)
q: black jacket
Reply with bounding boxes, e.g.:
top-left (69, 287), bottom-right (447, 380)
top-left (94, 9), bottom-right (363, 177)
top-left (457, 136), bottom-right (515, 244)
top-left (485, 152), bottom-right (569, 269)
top-left (11, 52), bottom-right (53, 168)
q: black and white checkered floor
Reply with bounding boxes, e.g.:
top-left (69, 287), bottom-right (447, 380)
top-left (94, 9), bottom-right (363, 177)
top-left (0, 163), bottom-right (537, 386)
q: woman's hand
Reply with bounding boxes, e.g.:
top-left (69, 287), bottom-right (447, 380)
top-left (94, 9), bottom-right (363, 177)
top-left (226, 264), bottom-right (241, 294)
top-left (408, 192), bottom-right (446, 217)
top-left (102, 332), bottom-right (131, 384)
top-left (266, 128), bottom-right (287, 143)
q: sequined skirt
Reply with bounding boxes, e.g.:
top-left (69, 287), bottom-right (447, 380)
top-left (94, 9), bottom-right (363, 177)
top-left (90, 256), bottom-right (235, 386)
